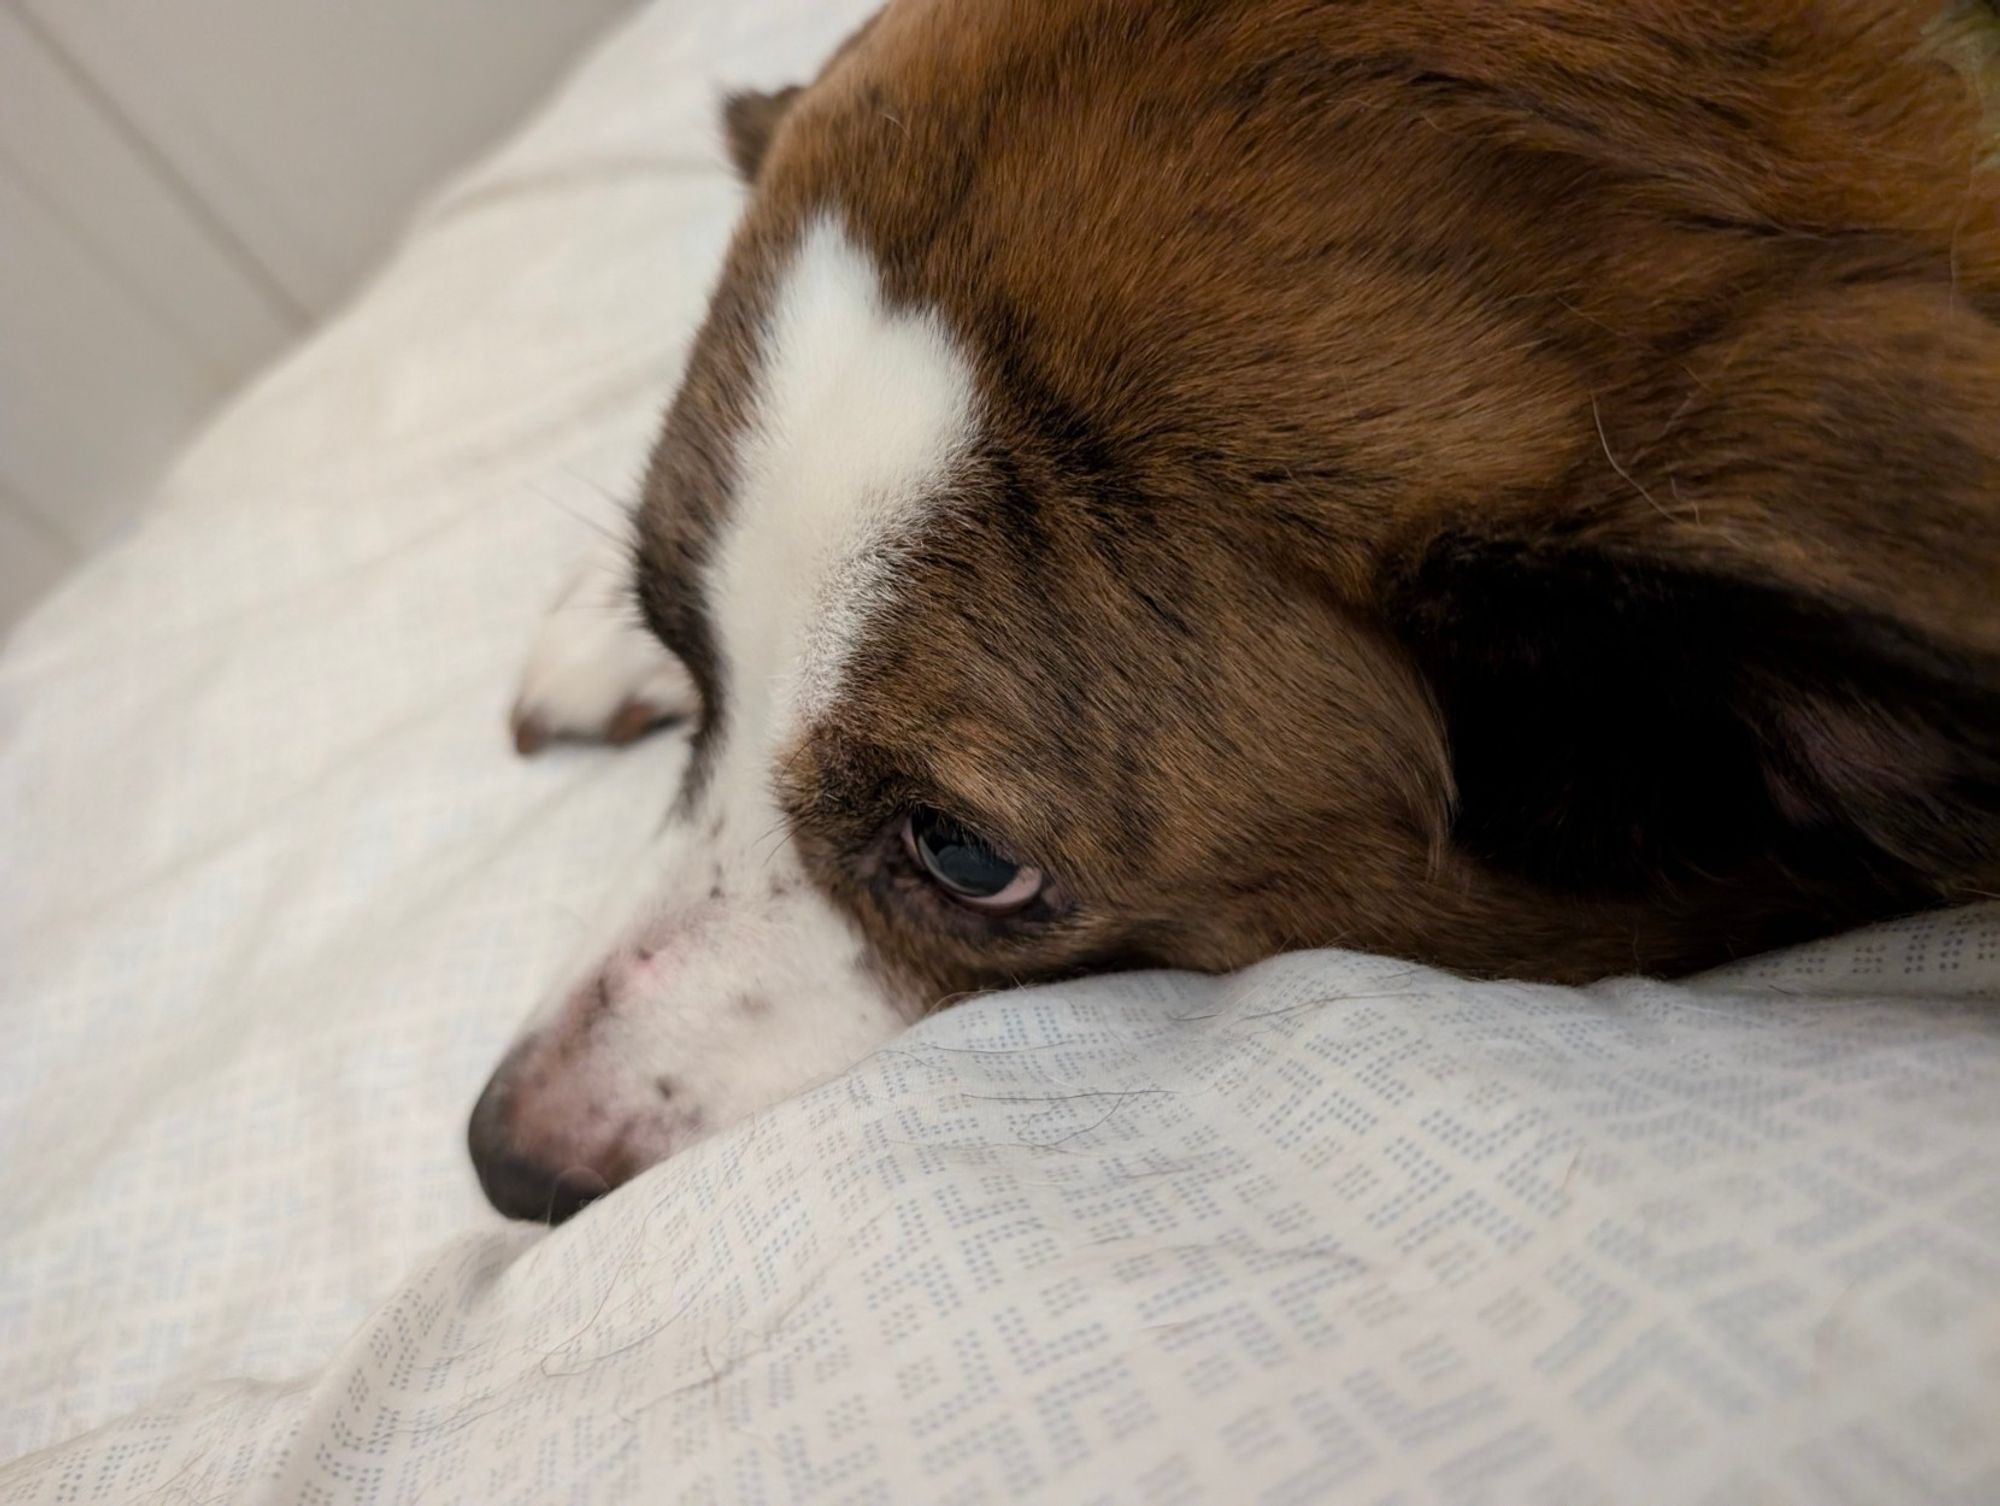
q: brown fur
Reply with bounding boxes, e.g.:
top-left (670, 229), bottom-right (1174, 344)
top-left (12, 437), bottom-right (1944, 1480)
top-left (639, 0), bottom-right (2000, 996)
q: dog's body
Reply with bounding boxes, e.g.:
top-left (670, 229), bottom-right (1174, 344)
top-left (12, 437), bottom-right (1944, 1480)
top-left (471, 0), bottom-right (2000, 1221)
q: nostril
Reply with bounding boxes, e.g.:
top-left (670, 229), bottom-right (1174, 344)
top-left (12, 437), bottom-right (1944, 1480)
top-left (545, 1167), bottom-right (610, 1224)
top-left (469, 1130), bottom-right (611, 1225)
top-left (468, 1067), bottom-right (622, 1225)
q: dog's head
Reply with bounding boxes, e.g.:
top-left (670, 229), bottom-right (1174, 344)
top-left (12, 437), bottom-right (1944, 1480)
top-left (471, 0), bottom-right (2000, 1220)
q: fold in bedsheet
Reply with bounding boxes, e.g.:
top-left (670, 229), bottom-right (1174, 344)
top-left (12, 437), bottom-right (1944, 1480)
top-left (6, 924), bottom-right (2000, 1504)
top-left (1, 0), bottom-right (1997, 1501)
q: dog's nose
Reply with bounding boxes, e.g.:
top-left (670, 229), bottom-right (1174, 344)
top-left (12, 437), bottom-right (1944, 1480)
top-left (466, 1072), bottom-right (612, 1225)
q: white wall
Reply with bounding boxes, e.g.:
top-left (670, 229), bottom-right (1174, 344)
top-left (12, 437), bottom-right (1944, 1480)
top-left (0, 0), bottom-right (635, 632)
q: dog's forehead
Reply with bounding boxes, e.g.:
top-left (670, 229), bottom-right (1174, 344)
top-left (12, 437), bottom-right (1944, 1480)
top-left (703, 215), bottom-right (979, 776)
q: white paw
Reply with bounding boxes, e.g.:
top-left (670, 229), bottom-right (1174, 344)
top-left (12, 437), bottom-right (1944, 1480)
top-left (509, 547), bottom-right (696, 756)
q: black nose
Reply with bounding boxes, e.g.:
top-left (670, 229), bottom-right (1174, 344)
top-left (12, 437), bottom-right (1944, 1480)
top-left (467, 1075), bottom-right (611, 1225)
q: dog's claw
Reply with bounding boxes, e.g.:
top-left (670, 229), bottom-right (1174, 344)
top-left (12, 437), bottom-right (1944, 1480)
top-left (606, 698), bottom-right (668, 746)
top-left (509, 699), bottom-right (672, 757)
top-left (511, 709), bottom-right (553, 758)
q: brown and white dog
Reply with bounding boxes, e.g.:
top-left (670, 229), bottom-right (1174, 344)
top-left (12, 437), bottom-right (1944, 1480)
top-left (470, 0), bottom-right (2000, 1222)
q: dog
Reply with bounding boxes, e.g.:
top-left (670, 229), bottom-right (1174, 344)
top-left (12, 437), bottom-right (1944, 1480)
top-left (469, 0), bottom-right (2000, 1222)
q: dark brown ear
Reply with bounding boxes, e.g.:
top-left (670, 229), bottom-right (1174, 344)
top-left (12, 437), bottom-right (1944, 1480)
top-left (1382, 277), bottom-right (2000, 916)
top-left (720, 86), bottom-right (803, 181)
top-left (1387, 536), bottom-right (2000, 900)
top-left (718, 10), bottom-right (883, 181)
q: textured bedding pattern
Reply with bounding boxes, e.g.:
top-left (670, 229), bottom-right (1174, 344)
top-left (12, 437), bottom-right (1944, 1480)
top-left (5, 919), bottom-right (2000, 1504)
top-left (2, 0), bottom-right (1998, 1501)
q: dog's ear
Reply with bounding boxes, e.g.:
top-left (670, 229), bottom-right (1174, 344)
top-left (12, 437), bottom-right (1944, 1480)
top-left (719, 9), bottom-right (884, 182)
top-left (720, 87), bottom-right (803, 181)
top-left (1382, 277), bottom-right (2000, 910)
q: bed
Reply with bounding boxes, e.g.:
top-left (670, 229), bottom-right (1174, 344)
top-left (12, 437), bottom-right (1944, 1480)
top-left (3, 1), bottom-right (1998, 1500)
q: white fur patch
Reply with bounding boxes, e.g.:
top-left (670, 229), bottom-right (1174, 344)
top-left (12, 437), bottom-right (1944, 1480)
top-left (713, 213), bottom-right (978, 736)
top-left (480, 217), bottom-right (980, 1207)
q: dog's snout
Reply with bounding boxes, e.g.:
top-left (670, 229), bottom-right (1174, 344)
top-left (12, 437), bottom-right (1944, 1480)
top-left (467, 1068), bottom-right (613, 1225)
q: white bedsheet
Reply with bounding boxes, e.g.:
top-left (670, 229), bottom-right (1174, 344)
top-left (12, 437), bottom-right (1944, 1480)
top-left (2, 2), bottom-right (1997, 1501)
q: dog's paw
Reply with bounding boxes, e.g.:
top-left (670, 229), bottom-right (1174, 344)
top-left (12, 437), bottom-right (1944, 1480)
top-left (509, 558), bottom-right (695, 757)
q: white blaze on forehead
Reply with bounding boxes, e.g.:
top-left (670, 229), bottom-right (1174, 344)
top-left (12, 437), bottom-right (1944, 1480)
top-left (481, 220), bottom-right (980, 1200)
top-left (709, 214), bottom-right (979, 748)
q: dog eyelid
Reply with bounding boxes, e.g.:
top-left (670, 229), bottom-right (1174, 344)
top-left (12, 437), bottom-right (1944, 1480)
top-left (902, 807), bottom-right (1046, 914)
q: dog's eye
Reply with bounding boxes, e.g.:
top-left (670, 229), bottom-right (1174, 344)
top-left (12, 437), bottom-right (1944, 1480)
top-left (903, 808), bottom-right (1044, 913)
